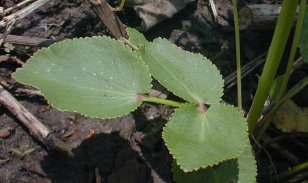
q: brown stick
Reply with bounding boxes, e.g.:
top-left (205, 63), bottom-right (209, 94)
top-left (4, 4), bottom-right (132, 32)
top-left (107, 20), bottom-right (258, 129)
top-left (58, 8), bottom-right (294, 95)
top-left (0, 0), bottom-right (51, 46)
top-left (0, 7), bottom-right (3, 17)
top-left (239, 4), bottom-right (297, 30)
top-left (0, 33), bottom-right (55, 47)
top-left (0, 0), bottom-right (50, 28)
top-left (87, 0), bottom-right (127, 39)
top-left (3, 0), bottom-right (35, 15)
top-left (0, 85), bottom-right (73, 156)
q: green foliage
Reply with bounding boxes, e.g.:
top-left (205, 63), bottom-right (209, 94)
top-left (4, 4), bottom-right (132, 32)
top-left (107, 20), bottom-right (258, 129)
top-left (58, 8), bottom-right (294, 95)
top-left (238, 142), bottom-right (257, 183)
top-left (269, 75), bottom-right (284, 100)
top-left (13, 28), bottom-right (255, 182)
top-left (299, 6), bottom-right (308, 63)
top-left (173, 142), bottom-right (256, 183)
top-left (13, 36), bottom-right (152, 119)
top-left (163, 103), bottom-right (247, 171)
top-left (173, 159), bottom-right (238, 183)
top-left (127, 27), bottom-right (147, 48)
top-left (246, 1), bottom-right (299, 132)
top-left (139, 38), bottom-right (224, 104)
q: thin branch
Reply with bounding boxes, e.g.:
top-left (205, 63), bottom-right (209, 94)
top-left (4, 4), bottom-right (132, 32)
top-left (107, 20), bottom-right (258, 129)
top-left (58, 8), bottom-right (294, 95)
top-left (0, 0), bottom-right (51, 27)
top-left (4, 0), bottom-right (35, 15)
top-left (0, 85), bottom-right (73, 156)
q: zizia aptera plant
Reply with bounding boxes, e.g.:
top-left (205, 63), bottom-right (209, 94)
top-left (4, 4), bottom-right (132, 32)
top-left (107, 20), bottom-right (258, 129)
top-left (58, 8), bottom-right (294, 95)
top-left (13, 28), bottom-right (256, 182)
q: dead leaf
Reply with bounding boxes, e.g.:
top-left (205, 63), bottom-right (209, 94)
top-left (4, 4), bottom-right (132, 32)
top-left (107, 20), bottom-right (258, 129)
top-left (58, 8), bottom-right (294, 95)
top-left (273, 100), bottom-right (308, 132)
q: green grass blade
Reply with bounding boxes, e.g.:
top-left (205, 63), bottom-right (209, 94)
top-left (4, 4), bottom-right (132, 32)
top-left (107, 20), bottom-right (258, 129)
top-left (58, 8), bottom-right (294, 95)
top-left (299, 5), bottom-right (308, 63)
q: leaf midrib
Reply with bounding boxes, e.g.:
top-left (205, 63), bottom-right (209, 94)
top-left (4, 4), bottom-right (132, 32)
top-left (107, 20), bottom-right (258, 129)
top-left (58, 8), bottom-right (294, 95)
top-left (31, 75), bottom-right (140, 97)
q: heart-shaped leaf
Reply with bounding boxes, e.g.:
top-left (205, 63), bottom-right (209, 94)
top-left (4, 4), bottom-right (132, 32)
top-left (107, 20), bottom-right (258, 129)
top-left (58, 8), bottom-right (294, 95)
top-left (299, 5), bottom-right (308, 63)
top-left (163, 103), bottom-right (248, 171)
top-left (139, 38), bottom-right (224, 104)
top-left (173, 142), bottom-right (257, 183)
top-left (13, 36), bottom-right (152, 119)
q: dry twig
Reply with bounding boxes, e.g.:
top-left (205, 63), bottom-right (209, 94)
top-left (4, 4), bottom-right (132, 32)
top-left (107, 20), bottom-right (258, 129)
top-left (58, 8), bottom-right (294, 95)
top-left (209, 0), bottom-right (218, 23)
top-left (0, 85), bottom-right (73, 156)
top-left (0, 0), bottom-right (51, 28)
top-left (87, 0), bottom-right (127, 39)
top-left (4, 0), bottom-right (35, 15)
top-left (0, 0), bottom-right (51, 46)
top-left (0, 33), bottom-right (54, 47)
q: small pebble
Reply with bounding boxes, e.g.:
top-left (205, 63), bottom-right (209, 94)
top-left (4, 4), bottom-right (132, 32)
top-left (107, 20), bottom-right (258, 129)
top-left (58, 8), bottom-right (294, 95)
top-left (0, 127), bottom-right (12, 138)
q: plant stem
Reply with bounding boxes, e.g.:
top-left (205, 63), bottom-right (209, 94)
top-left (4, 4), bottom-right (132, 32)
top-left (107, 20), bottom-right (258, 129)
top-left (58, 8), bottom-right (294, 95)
top-left (111, 0), bottom-right (126, 12)
top-left (232, 0), bottom-right (242, 111)
top-left (275, 0), bottom-right (306, 102)
top-left (255, 76), bottom-right (308, 141)
top-left (247, 0), bottom-right (299, 133)
top-left (278, 161), bottom-right (308, 180)
top-left (140, 95), bottom-right (183, 108)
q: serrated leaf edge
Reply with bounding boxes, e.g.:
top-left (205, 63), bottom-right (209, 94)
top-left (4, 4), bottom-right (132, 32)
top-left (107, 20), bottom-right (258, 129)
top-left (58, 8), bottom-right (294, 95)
top-left (148, 38), bottom-right (224, 105)
top-left (239, 140), bottom-right (257, 183)
top-left (126, 27), bottom-right (147, 49)
top-left (172, 141), bottom-right (257, 182)
top-left (162, 103), bottom-right (248, 172)
top-left (249, 155), bottom-right (258, 183)
top-left (12, 36), bottom-right (153, 120)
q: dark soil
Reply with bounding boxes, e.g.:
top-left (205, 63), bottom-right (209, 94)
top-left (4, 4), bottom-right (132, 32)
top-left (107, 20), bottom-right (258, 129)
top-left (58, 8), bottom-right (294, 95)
top-left (0, 0), bottom-right (307, 183)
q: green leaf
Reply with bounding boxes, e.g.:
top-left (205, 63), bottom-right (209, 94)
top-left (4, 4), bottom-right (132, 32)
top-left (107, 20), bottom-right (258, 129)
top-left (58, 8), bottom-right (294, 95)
top-left (173, 142), bottom-right (257, 183)
top-left (299, 6), bottom-right (308, 63)
top-left (238, 142), bottom-right (257, 183)
top-left (126, 28), bottom-right (148, 48)
top-left (13, 36), bottom-right (152, 119)
top-left (140, 38), bottom-right (224, 104)
top-left (173, 159), bottom-right (238, 183)
top-left (163, 103), bottom-right (248, 171)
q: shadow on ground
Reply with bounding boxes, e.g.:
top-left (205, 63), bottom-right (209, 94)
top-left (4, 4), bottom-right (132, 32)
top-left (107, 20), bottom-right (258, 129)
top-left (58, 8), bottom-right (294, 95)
top-left (41, 132), bottom-right (151, 183)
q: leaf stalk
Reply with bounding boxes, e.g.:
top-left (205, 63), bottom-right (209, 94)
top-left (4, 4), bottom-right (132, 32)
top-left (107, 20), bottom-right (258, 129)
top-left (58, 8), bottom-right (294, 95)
top-left (139, 95), bottom-right (183, 108)
top-left (232, 0), bottom-right (242, 111)
top-left (255, 76), bottom-right (308, 141)
top-left (278, 161), bottom-right (308, 181)
top-left (247, 0), bottom-right (299, 133)
top-left (275, 0), bottom-right (307, 101)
